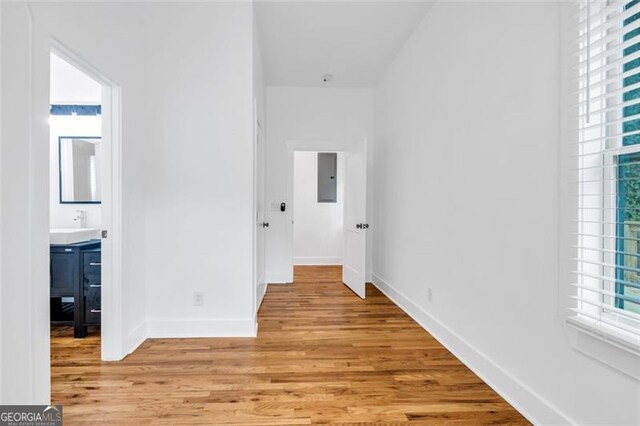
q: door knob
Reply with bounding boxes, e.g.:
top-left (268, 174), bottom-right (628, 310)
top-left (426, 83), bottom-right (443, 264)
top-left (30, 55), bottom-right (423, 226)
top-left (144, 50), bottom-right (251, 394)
top-left (262, 222), bottom-right (269, 228)
top-left (356, 223), bottom-right (363, 229)
top-left (363, 224), bottom-right (369, 229)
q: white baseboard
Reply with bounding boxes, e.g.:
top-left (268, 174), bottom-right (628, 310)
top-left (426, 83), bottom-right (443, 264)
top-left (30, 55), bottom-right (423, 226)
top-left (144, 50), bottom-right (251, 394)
top-left (146, 318), bottom-right (257, 338)
top-left (371, 273), bottom-right (572, 426)
top-left (266, 272), bottom-right (292, 284)
top-left (293, 256), bottom-right (342, 266)
top-left (124, 321), bottom-right (147, 356)
top-left (257, 282), bottom-right (267, 309)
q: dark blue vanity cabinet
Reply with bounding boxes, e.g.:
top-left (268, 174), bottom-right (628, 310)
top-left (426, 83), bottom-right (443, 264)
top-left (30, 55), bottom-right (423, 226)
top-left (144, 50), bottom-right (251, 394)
top-left (50, 240), bottom-right (101, 338)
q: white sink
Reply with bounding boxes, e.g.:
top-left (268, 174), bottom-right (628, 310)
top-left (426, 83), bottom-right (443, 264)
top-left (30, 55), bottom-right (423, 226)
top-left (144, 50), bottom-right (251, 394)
top-left (50, 228), bottom-right (100, 245)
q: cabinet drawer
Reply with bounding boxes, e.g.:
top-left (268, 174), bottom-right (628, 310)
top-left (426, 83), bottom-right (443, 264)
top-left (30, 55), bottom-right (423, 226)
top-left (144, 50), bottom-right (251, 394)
top-left (83, 252), bottom-right (101, 276)
top-left (84, 306), bottom-right (101, 325)
top-left (84, 286), bottom-right (101, 325)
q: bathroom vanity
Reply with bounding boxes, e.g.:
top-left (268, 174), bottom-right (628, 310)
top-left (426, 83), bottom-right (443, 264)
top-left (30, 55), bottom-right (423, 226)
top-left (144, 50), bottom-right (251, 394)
top-left (50, 239), bottom-right (101, 338)
top-left (50, 135), bottom-right (103, 338)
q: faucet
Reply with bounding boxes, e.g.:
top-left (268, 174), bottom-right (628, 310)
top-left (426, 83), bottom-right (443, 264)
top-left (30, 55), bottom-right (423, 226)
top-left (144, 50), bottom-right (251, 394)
top-left (73, 210), bottom-right (87, 228)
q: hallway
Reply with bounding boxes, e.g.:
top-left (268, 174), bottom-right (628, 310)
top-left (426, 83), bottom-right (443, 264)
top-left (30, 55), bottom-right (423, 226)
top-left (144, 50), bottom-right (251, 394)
top-left (51, 266), bottom-right (527, 424)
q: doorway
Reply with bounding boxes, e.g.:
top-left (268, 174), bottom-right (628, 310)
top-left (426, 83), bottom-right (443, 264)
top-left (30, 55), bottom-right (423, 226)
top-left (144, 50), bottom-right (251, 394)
top-left (286, 139), bottom-right (368, 298)
top-left (293, 151), bottom-right (345, 267)
top-left (49, 41), bottom-right (123, 361)
top-left (49, 52), bottom-right (103, 342)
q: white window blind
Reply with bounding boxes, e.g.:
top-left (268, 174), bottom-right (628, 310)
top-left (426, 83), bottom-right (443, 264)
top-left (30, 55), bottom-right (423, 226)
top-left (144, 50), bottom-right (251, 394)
top-left (570, 0), bottom-right (640, 353)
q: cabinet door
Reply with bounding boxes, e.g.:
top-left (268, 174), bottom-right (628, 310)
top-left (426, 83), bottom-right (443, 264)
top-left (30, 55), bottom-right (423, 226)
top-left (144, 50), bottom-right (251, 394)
top-left (50, 252), bottom-right (77, 297)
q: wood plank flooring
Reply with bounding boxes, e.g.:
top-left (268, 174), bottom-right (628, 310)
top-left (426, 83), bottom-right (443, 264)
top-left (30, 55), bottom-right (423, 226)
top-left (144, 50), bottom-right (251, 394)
top-left (51, 265), bottom-right (528, 425)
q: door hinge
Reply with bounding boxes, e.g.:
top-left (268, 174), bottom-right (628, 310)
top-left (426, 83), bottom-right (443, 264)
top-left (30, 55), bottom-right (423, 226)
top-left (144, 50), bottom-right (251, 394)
top-left (101, 230), bottom-right (108, 239)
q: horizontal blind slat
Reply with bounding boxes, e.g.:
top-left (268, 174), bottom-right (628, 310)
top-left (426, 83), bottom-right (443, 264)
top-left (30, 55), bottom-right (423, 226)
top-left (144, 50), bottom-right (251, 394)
top-left (575, 43), bottom-right (640, 76)
top-left (572, 271), bottom-right (640, 292)
top-left (575, 18), bottom-right (640, 58)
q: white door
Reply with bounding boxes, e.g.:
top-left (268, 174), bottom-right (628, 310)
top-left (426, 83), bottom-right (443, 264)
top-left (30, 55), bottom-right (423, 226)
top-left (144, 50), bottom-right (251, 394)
top-left (342, 139), bottom-right (367, 299)
top-left (254, 102), bottom-right (267, 311)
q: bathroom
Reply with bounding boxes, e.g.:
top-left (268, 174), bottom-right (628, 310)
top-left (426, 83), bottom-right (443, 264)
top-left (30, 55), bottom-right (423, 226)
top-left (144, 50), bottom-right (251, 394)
top-left (49, 52), bottom-right (103, 339)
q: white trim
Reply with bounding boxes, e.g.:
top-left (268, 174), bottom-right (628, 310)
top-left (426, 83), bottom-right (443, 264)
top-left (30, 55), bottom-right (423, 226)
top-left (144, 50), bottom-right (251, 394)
top-left (566, 317), bottom-right (640, 380)
top-left (284, 139), bottom-right (362, 286)
top-left (124, 321), bottom-right (147, 357)
top-left (146, 319), bottom-right (257, 338)
top-left (293, 256), bottom-right (342, 266)
top-left (31, 14), bottom-right (51, 404)
top-left (100, 84), bottom-right (124, 361)
top-left (26, 5), bottom-right (38, 402)
top-left (266, 272), bottom-right (293, 284)
top-left (0, 1), bottom-right (4, 404)
top-left (257, 282), bottom-right (267, 309)
top-left (371, 273), bottom-right (573, 426)
top-left (252, 97), bottom-right (258, 327)
top-left (49, 38), bottom-right (125, 361)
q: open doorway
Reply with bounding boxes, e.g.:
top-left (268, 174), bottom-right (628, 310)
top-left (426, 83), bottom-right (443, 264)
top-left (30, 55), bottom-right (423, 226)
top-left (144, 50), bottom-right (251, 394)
top-left (286, 139), bottom-right (368, 298)
top-left (293, 152), bottom-right (345, 267)
top-left (49, 52), bottom-right (103, 343)
top-left (48, 43), bottom-right (123, 362)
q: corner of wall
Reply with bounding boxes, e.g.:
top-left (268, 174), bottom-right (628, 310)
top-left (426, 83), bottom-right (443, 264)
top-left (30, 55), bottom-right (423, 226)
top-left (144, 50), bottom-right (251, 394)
top-left (123, 321), bottom-right (147, 358)
top-left (257, 282), bottom-right (267, 309)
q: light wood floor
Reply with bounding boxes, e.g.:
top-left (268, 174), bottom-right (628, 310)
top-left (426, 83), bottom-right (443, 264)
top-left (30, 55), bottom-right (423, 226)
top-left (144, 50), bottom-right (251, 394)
top-left (51, 265), bottom-right (528, 425)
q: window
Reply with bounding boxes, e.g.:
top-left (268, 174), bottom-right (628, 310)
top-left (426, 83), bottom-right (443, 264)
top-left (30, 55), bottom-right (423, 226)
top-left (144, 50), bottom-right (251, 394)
top-left (572, 0), bottom-right (640, 352)
top-left (317, 152), bottom-right (337, 203)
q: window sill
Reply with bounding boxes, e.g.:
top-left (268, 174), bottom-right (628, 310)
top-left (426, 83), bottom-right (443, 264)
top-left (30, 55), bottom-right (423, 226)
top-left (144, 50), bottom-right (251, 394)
top-left (566, 316), bottom-right (640, 381)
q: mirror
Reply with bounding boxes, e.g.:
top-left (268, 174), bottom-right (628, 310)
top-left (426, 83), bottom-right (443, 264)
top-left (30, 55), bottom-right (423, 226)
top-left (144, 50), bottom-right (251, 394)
top-left (58, 137), bottom-right (101, 204)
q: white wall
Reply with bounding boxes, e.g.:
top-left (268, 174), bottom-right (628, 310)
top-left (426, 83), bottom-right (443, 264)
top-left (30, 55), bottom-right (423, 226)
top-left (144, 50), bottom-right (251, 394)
top-left (293, 151), bottom-right (344, 265)
top-left (30, 1), bottom-right (256, 341)
top-left (265, 87), bottom-right (373, 282)
top-left (0, 1), bottom-right (257, 402)
top-left (373, 2), bottom-right (640, 424)
top-left (142, 3), bottom-right (255, 337)
top-left (30, 1), bottom-right (155, 360)
top-left (1, 2), bottom-right (51, 403)
top-left (49, 116), bottom-right (102, 229)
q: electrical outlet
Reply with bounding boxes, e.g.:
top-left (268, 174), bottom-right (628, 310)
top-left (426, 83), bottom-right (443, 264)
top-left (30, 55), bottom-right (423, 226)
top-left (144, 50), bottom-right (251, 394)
top-left (427, 288), bottom-right (433, 302)
top-left (194, 292), bottom-right (204, 306)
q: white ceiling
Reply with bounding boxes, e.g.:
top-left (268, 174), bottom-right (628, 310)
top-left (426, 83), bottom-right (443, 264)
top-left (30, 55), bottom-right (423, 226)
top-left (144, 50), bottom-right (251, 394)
top-left (256, 1), bottom-right (433, 88)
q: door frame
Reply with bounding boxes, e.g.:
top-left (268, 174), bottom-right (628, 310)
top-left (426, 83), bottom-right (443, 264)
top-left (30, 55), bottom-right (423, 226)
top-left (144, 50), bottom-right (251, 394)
top-left (284, 138), bottom-right (365, 282)
top-left (50, 38), bottom-right (124, 361)
top-left (253, 98), bottom-right (267, 319)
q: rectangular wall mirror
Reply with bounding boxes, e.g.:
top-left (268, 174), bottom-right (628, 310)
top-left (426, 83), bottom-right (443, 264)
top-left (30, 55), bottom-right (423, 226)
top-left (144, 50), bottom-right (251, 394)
top-left (59, 136), bottom-right (102, 204)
